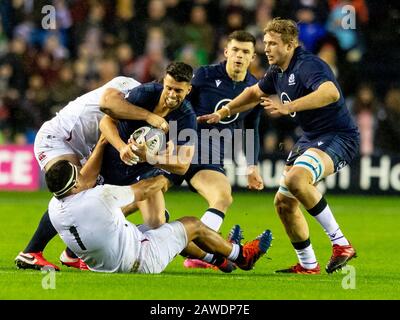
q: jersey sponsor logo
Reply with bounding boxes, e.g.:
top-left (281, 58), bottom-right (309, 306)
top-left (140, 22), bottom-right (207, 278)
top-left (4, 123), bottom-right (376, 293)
top-left (214, 99), bottom-right (239, 124)
top-left (280, 92), bottom-right (296, 118)
top-left (288, 73), bottom-right (296, 86)
top-left (215, 79), bottom-right (222, 87)
top-left (317, 141), bottom-right (324, 146)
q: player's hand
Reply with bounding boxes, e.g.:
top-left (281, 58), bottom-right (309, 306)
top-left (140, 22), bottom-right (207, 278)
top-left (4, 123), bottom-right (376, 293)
top-left (247, 166), bottom-right (264, 190)
top-left (261, 97), bottom-right (291, 115)
top-left (159, 140), bottom-right (174, 157)
top-left (146, 113), bottom-right (169, 133)
top-left (119, 144), bottom-right (140, 166)
top-left (130, 140), bottom-right (148, 162)
top-left (197, 112), bottom-right (221, 124)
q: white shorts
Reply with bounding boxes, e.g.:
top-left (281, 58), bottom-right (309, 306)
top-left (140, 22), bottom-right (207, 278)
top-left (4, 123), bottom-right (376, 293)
top-left (34, 123), bottom-right (76, 170)
top-left (137, 221), bottom-right (188, 274)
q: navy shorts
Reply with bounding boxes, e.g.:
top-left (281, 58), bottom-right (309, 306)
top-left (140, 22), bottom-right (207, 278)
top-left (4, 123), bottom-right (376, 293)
top-left (287, 132), bottom-right (360, 172)
top-left (168, 163), bottom-right (226, 192)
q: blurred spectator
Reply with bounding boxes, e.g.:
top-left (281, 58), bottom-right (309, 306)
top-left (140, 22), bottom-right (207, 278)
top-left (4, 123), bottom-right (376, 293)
top-left (133, 27), bottom-right (169, 82)
top-left (50, 63), bottom-right (81, 113)
top-left (181, 5), bottom-right (214, 65)
top-left (348, 83), bottom-right (379, 155)
top-left (116, 42), bottom-right (136, 77)
top-left (318, 42), bottom-right (339, 78)
top-left (145, 0), bottom-right (181, 59)
top-left (375, 87), bottom-right (400, 156)
top-left (297, 6), bottom-right (327, 53)
top-left (21, 74), bottom-right (50, 131)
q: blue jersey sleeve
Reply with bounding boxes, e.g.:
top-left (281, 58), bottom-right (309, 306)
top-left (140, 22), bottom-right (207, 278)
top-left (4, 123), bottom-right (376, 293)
top-left (258, 69), bottom-right (276, 95)
top-left (298, 59), bottom-right (332, 91)
top-left (244, 106), bottom-right (262, 165)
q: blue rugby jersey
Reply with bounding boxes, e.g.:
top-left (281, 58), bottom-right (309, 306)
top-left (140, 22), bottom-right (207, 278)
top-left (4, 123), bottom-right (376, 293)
top-left (258, 47), bottom-right (358, 140)
top-left (101, 83), bottom-right (197, 184)
top-left (189, 62), bottom-right (262, 165)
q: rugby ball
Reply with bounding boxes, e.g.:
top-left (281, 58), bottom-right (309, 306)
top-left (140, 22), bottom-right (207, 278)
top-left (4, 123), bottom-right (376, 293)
top-left (130, 126), bottom-right (166, 155)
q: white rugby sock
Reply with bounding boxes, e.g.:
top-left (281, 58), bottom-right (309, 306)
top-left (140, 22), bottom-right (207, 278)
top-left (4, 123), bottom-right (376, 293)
top-left (308, 197), bottom-right (349, 246)
top-left (292, 239), bottom-right (318, 269)
top-left (295, 245), bottom-right (318, 269)
top-left (200, 208), bottom-right (225, 231)
top-left (202, 253), bottom-right (214, 263)
top-left (227, 244), bottom-right (240, 261)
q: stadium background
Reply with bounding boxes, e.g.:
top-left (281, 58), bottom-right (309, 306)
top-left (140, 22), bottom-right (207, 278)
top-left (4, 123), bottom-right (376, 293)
top-left (0, 0), bottom-right (399, 301)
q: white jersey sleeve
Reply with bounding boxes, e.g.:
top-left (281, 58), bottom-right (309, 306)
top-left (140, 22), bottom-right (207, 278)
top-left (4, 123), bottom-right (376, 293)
top-left (104, 76), bottom-right (141, 97)
top-left (43, 76), bottom-right (141, 161)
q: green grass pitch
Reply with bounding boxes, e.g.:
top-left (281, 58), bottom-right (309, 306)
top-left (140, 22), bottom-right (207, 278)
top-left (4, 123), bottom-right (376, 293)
top-left (1, 190), bottom-right (399, 300)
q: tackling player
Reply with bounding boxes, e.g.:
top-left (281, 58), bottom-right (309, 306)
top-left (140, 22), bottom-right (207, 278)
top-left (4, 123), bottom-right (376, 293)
top-left (15, 76), bottom-right (169, 271)
top-left (199, 18), bottom-right (359, 274)
top-left (45, 136), bottom-right (272, 274)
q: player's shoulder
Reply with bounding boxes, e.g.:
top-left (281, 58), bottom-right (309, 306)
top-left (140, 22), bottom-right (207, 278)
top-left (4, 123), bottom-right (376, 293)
top-left (246, 72), bottom-right (258, 85)
top-left (105, 76), bottom-right (141, 91)
top-left (137, 82), bottom-right (163, 93)
top-left (296, 47), bottom-right (326, 68)
top-left (179, 99), bottom-right (196, 117)
top-left (195, 63), bottom-right (224, 80)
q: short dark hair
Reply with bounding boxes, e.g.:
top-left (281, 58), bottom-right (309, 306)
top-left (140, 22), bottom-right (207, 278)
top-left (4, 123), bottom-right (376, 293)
top-left (165, 62), bottom-right (193, 83)
top-left (227, 30), bottom-right (256, 47)
top-left (45, 160), bottom-right (75, 197)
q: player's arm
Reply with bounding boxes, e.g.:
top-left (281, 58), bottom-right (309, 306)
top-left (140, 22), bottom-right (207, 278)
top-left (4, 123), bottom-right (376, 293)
top-left (100, 88), bottom-right (169, 132)
top-left (197, 84), bottom-right (265, 123)
top-left (244, 108), bottom-right (264, 190)
top-left (79, 135), bottom-right (108, 189)
top-left (99, 115), bottom-right (138, 166)
top-left (132, 141), bottom-right (194, 175)
top-left (262, 81), bottom-right (340, 115)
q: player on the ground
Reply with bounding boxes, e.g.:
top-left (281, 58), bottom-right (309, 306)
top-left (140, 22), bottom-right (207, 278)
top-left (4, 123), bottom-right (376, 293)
top-left (199, 18), bottom-right (359, 274)
top-left (45, 137), bottom-right (272, 274)
top-left (168, 31), bottom-right (264, 270)
top-left (15, 76), bottom-right (169, 271)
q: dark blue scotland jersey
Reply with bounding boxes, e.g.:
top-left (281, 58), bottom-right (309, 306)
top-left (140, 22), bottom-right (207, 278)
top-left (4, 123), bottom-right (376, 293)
top-left (101, 83), bottom-right (197, 185)
top-left (190, 61), bottom-right (263, 166)
top-left (258, 47), bottom-right (359, 140)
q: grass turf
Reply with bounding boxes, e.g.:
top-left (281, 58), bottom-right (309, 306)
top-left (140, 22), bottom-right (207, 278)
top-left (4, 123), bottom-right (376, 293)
top-left (1, 190), bottom-right (399, 300)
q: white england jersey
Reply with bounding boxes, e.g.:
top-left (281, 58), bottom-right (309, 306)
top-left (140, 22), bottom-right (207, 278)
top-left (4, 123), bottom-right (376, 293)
top-left (44, 76), bottom-right (140, 160)
top-left (49, 185), bottom-right (144, 273)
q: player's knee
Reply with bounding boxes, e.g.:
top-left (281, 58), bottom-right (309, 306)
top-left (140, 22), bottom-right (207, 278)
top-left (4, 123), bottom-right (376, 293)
top-left (285, 172), bottom-right (307, 196)
top-left (211, 192), bottom-right (233, 211)
top-left (274, 193), bottom-right (295, 217)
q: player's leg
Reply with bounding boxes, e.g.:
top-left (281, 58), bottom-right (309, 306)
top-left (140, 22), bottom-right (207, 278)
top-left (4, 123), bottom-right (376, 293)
top-left (189, 169), bottom-right (232, 232)
top-left (178, 217), bottom-right (272, 271)
top-left (136, 190), bottom-right (167, 229)
top-left (284, 147), bottom-right (356, 272)
top-left (137, 217), bottom-right (272, 274)
top-left (274, 168), bottom-right (320, 274)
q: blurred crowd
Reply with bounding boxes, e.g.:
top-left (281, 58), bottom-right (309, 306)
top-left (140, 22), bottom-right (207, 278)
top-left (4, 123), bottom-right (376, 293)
top-left (0, 0), bottom-right (399, 156)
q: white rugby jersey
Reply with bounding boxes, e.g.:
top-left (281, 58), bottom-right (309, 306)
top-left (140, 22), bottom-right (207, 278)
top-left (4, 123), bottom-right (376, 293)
top-left (45, 76), bottom-right (140, 160)
top-left (49, 185), bottom-right (144, 273)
